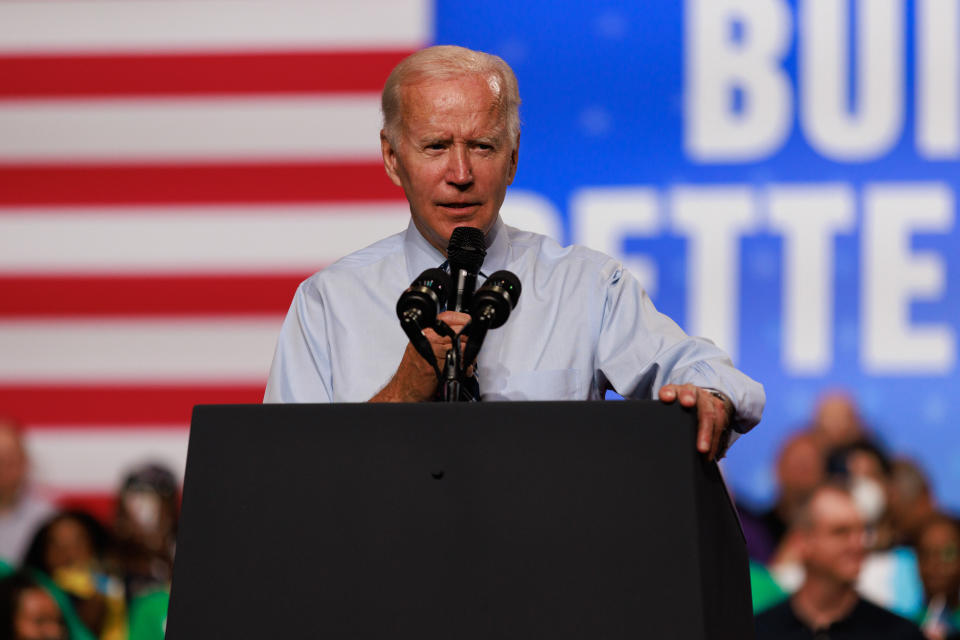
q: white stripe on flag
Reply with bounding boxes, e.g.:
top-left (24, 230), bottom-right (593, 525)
top-left (0, 318), bottom-right (282, 382)
top-left (26, 427), bottom-right (189, 492)
top-left (0, 97), bottom-right (383, 162)
top-left (0, 205), bottom-right (410, 273)
top-left (0, 1), bottom-right (430, 53)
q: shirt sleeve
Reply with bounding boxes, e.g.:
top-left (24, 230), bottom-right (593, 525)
top-left (595, 262), bottom-right (765, 432)
top-left (263, 279), bottom-right (334, 403)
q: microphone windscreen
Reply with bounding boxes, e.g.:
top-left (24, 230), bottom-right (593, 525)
top-left (447, 227), bottom-right (486, 273)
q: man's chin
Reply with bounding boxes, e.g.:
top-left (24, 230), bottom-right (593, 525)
top-left (437, 214), bottom-right (493, 236)
top-left (835, 565), bottom-right (863, 586)
top-left (436, 207), bottom-right (484, 225)
top-left (411, 209), bottom-right (496, 252)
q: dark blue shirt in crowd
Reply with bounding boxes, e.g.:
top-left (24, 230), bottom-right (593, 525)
top-left (755, 597), bottom-right (925, 640)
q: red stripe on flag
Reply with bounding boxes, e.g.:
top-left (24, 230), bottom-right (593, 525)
top-left (0, 161), bottom-right (404, 205)
top-left (0, 50), bottom-right (413, 98)
top-left (0, 274), bottom-right (309, 317)
top-left (1, 384), bottom-right (265, 426)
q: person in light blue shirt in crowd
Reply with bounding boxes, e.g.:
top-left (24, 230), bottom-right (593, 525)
top-left (0, 419), bottom-right (55, 566)
top-left (264, 45), bottom-right (765, 460)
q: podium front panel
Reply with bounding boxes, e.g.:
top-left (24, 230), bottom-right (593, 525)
top-left (167, 401), bottom-right (752, 639)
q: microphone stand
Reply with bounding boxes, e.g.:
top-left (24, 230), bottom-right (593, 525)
top-left (441, 350), bottom-right (461, 402)
top-left (434, 320), bottom-right (472, 402)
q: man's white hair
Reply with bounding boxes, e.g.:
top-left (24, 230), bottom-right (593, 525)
top-left (381, 45), bottom-right (521, 147)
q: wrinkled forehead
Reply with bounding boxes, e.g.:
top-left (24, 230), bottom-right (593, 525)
top-left (398, 74), bottom-right (507, 131)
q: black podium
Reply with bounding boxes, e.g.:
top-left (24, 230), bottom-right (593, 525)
top-left (166, 401), bottom-right (753, 639)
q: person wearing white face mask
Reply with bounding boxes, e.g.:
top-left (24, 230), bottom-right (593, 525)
top-left (826, 441), bottom-right (925, 620)
top-left (848, 472), bottom-right (888, 535)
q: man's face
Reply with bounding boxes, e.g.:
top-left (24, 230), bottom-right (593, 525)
top-left (381, 74), bottom-right (519, 253)
top-left (801, 489), bottom-right (867, 586)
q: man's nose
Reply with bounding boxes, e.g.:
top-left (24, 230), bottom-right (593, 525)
top-left (445, 145), bottom-right (473, 187)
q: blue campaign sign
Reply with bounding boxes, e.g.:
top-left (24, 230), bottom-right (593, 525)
top-left (436, 0), bottom-right (960, 510)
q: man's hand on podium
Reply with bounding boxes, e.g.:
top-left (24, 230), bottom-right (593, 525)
top-left (370, 311), bottom-right (473, 403)
top-left (658, 384), bottom-right (734, 462)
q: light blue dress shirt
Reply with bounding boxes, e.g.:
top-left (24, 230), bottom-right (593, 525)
top-left (264, 217), bottom-right (764, 432)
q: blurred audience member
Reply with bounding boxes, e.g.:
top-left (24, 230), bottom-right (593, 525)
top-left (112, 464), bottom-right (177, 640)
top-left (888, 459), bottom-right (938, 547)
top-left (755, 483), bottom-right (925, 639)
top-left (0, 419), bottom-right (55, 564)
top-left (0, 571), bottom-right (66, 640)
top-left (827, 440), bottom-right (894, 546)
top-left (828, 441), bottom-right (924, 618)
top-left (23, 511), bottom-right (125, 640)
top-left (809, 390), bottom-right (868, 451)
top-left (127, 589), bottom-right (168, 640)
top-left (915, 515), bottom-right (960, 640)
top-left (750, 560), bottom-right (788, 613)
top-left (113, 464), bottom-right (178, 601)
top-left (742, 432), bottom-right (825, 564)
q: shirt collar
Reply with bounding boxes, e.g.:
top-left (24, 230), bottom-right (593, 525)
top-left (403, 216), bottom-right (509, 282)
top-left (786, 596), bottom-right (862, 633)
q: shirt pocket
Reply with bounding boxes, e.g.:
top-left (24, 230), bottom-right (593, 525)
top-left (486, 368), bottom-right (582, 401)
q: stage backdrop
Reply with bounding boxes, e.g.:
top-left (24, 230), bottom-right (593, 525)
top-left (0, 0), bottom-right (957, 516)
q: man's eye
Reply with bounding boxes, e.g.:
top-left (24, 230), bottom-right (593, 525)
top-left (426, 143), bottom-right (445, 150)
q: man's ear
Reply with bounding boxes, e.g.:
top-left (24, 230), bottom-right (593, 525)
top-left (381, 130), bottom-right (403, 188)
top-left (506, 132), bottom-right (520, 185)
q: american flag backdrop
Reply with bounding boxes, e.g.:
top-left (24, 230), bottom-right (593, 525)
top-left (0, 1), bottom-right (430, 520)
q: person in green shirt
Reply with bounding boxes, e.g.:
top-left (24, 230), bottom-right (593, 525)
top-left (749, 560), bottom-right (787, 613)
top-left (127, 589), bottom-right (168, 640)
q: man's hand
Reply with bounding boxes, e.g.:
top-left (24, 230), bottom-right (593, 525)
top-left (370, 311), bottom-right (471, 402)
top-left (658, 384), bottom-right (734, 461)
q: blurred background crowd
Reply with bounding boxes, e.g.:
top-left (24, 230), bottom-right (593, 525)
top-left (1, 417), bottom-right (175, 640)
top-left (738, 390), bottom-right (960, 639)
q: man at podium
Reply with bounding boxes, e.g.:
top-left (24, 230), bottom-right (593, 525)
top-left (264, 45), bottom-right (764, 461)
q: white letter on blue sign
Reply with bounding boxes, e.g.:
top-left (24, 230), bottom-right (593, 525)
top-left (684, 0), bottom-right (793, 162)
top-left (862, 183), bottom-right (956, 374)
top-left (671, 185), bottom-right (760, 362)
top-left (800, 0), bottom-right (904, 161)
top-left (768, 184), bottom-right (856, 375)
top-left (917, 0), bottom-right (960, 160)
top-left (500, 190), bottom-right (563, 244)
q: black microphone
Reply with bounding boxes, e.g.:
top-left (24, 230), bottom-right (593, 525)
top-left (396, 268), bottom-right (451, 373)
top-left (462, 270), bottom-right (522, 367)
top-left (446, 227), bottom-right (486, 313)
